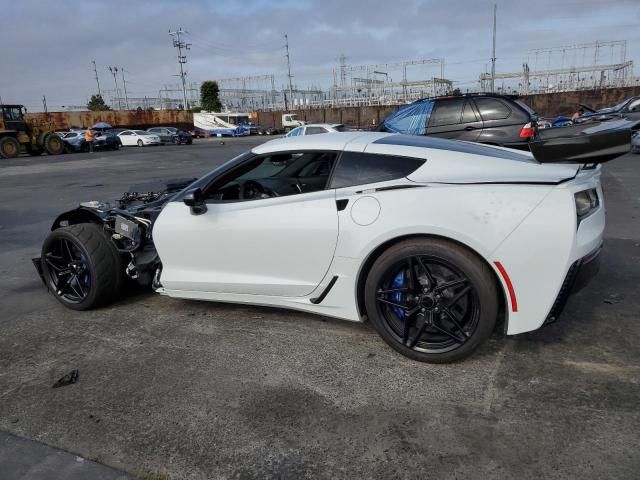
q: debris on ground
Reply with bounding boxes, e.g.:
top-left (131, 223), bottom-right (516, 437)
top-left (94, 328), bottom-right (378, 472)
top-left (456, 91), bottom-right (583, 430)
top-left (52, 369), bottom-right (79, 388)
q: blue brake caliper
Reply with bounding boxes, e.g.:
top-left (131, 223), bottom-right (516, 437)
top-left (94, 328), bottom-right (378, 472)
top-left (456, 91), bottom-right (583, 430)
top-left (80, 254), bottom-right (90, 288)
top-left (391, 270), bottom-right (405, 318)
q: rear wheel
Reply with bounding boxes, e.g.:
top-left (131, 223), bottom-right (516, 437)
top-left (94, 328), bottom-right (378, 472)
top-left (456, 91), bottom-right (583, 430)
top-left (0, 136), bottom-right (21, 158)
top-left (44, 134), bottom-right (65, 155)
top-left (364, 239), bottom-right (498, 363)
top-left (41, 224), bottom-right (121, 310)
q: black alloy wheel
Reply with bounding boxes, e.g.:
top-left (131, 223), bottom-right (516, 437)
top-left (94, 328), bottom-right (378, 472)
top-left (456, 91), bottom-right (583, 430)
top-left (41, 224), bottom-right (122, 310)
top-left (43, 237), bottom-right (92, 304)
top-left (365, 239), bottom-right (498, 363)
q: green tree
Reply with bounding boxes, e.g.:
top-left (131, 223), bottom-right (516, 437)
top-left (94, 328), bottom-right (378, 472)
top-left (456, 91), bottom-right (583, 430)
top-left (451, 88), bottom-right (462, 96)
top-left (200, 81), bottom-right (222, 112)
top-left (87, 94), bottom-right (111, 111)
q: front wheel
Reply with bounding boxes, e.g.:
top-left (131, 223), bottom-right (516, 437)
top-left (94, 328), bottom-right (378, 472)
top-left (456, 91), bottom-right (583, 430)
top-left (0, 136), bottom-right (21, 158)
top-left (40, 224), bottom-right (121, 310)
top-left (44, 134), bottom-right (65, 155)
top-left (137, 139), bottom-right (144, 147)
top-left (364, 239), bottom-right (498, 363)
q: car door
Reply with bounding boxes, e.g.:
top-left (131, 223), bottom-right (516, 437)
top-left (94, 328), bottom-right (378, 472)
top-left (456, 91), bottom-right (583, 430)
top-left (473, 97), bottom-right (524, 145)
top-left (119, 131), bottom-right (135, 146)
top-left (426, 98), bottom-right (481, 141)
top-left (153, 150), bottom-right (340, 297)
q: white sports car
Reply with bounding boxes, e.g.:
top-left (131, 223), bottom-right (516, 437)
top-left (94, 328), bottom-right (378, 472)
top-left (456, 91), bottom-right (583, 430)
top-left (34, 121), bottom-right (637, 362)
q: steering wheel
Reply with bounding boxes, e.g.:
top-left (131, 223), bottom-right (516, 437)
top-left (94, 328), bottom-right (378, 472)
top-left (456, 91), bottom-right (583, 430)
top-left (241, 180), bottom-right (278, 200)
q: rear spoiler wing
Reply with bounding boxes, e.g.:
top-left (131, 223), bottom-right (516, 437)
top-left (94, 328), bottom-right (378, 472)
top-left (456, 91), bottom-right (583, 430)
top-left (529, 118), bottom-right (639, 164)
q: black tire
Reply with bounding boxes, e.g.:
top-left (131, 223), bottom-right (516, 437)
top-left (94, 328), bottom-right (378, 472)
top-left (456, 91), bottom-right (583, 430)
top-left (364, 238), bottom-right (498, 363)
top-left (41, 223), bottom-right (122, 310)
top-left (172, 136), bottom-right (179, 144)
top-left (0, 136), bottom-right (21, 158)
top-left (44, 134), bottom-right (65, 155)
top-left (137, 139), bottom-right (144, 147)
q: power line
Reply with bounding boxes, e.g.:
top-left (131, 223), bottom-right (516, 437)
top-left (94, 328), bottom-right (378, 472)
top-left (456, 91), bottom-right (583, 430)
top-left (168, 28), bottom-right (191, 109)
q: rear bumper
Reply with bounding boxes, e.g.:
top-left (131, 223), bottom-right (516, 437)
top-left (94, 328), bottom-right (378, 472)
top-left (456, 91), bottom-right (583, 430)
top-left (544, 244), bottom-right (601, 324)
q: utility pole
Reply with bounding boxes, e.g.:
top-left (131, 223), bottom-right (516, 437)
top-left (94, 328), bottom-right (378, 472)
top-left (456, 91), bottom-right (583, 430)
top-left (284, 34), bottom-right (294, 109)
top-left (42, 95), bottom-right (48, 114)
top-left (92, 60), bottom-right (101, 96)
top-left (168, 28), bottom-right (191, 109)
top-left (121, 67), bottom-right (130, 110)
top-left (490, 3), bottom-right (497, 93)
top-left (108, 66), bottom-right (121, 110)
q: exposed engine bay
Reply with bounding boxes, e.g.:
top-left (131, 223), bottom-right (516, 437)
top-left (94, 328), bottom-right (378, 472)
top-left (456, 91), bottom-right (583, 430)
top-left (50, 178), bottom-right (196, 288)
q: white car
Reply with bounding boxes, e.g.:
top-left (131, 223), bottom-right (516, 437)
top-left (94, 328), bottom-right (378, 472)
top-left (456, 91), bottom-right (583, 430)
top-left (117, 129), bottom-right (162, 147)
top-left (34, 123), bottom-right (636, 362)
top-left (286, 123), bottom-right (349, 137)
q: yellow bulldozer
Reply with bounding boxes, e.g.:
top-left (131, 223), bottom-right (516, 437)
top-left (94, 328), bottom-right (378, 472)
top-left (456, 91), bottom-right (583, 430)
top-left (0, 104), bottom-right (65, 158)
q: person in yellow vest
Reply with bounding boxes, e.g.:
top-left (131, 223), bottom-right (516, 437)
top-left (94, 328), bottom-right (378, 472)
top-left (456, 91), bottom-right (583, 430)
top-left (84, 128), bottom-right (95, 153)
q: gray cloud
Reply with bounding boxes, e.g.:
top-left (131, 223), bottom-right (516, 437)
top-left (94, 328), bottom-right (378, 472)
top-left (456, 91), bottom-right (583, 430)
top-left (1, 0), bottom-right (638, 110)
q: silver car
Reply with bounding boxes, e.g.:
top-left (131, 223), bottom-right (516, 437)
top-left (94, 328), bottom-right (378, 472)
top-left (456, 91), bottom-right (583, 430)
top-left (632, 130), bottom-right (639, 153)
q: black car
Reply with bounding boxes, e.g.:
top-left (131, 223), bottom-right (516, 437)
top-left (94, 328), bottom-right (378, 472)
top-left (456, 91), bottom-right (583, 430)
top-left (147, 127), bottom-right (193, 144)
top-left (380, 93), bottom-right (537, 149)
top-left (579, 96), bottom-right (640, 122)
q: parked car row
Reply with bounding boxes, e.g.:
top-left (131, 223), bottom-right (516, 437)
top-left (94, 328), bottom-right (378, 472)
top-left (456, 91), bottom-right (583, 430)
top-left (56, 126), bottom-right (193, 153)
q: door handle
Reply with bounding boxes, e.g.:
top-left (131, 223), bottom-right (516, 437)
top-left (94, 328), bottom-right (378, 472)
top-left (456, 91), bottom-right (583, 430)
top-left (464, 126), bottom-right (476, 131)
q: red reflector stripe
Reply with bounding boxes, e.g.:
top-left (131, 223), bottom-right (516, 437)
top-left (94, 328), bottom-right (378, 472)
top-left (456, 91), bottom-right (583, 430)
top-left (494, 261), bottom-right (518, 312)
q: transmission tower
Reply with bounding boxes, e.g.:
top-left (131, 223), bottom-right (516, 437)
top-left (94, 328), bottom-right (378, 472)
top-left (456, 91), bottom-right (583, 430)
top-left (108, 66), bottom-right (121, 110)
top-left (92, 60), bottom-right (101, 96)
top-left (168, 28), bottom-right (192, 109)
top-left (284, 34), bottom-right (294, 107)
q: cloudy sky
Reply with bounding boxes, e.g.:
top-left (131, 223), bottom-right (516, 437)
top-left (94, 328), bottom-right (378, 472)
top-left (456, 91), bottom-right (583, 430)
top-left (2, 0), bottom-right (639, 111)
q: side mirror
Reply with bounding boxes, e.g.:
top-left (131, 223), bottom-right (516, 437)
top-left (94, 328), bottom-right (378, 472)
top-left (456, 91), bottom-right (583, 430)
top-left (183, 188), bottom-right (207, 215)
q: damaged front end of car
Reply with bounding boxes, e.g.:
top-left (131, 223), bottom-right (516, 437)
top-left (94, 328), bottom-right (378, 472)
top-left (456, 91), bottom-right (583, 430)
top-left (33, 177), bottom-right (196, 291)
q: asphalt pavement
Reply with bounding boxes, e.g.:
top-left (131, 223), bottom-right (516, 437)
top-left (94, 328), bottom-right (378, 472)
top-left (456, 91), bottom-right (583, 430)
top-left (0, 138), bottom-right (639, 479)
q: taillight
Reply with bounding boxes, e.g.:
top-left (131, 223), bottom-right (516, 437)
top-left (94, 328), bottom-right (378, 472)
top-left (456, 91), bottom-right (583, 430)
top-left (519, 122), bottom-right (535, 139)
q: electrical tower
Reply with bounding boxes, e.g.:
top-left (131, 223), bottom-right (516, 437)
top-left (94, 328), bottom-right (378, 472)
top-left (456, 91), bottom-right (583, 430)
top-left (92, 60), bottom-right (101, 96)
top-left (168, 28), bottom-right (192, 109)
top-left (284, 34), bottom-right (294, 107)
top-left (491, 4), bottom-right (497, 93)
top-left (108, 66), bottom-right (121, 110)
top-left (120, 67), bottom-right (130, 110)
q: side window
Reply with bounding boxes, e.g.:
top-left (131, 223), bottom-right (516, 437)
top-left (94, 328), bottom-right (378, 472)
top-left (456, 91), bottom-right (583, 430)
top-left (474, 98), bottom-right (511, 120)
top-left (330, 152), bottom-right (425, 189)
top-left (120, 131), bottom-right (131, 136)
top-left (627, 99), bottom-right (640, 112)
top-left (462, 101), bottom-right (479, 123)
top-left (287, 127), bottom-right (303, 137)
top-left (429, 99), bottom-right (465, 126)
top-left (205, 151), bottom-right (338, 202)
top-left (305, 126), bottom-right (327, 135)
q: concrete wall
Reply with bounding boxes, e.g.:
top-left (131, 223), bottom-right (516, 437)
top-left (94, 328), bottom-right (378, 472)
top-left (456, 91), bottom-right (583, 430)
top-left (24, 110), bottom-right (193, 130)
top-left (256, 86), bottom-right (640, 129)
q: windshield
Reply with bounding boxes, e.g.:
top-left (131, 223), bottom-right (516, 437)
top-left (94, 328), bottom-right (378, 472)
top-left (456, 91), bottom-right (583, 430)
top-left (598, 99), bottom-right (628, 113)
top-left (334, 125), bottom-right (349, 132)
